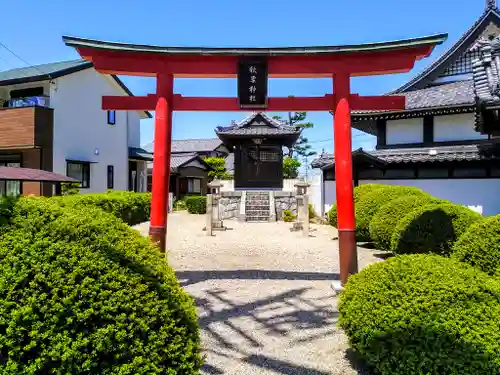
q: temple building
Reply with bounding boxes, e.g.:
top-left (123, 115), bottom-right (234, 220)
top-left (215, 112), bottom-right (301, 190)
top-left (312, 0), bottom-right (500, 216)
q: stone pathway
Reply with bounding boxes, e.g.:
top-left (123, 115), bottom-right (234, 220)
top-left (134, 212), bottom-right (381, 375)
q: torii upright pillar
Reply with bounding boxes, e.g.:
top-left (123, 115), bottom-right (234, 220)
top-left (333, 73), bottom-right (357, 286)
top-left (149, 74), bottom-right (174, 251)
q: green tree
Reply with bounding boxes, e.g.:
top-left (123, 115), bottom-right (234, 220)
top-left (204, 156), bottom-right (232, 180)
top-left (283, 157), bottom-right (301, 178)
top-left (272, 106), bottom-right (315, 159)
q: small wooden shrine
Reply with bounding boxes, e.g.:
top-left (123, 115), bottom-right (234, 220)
top-left (216, 113), bottom-right (301, 189)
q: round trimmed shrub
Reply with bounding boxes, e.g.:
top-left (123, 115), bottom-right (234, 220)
top-left (185, 196), bottom-right (207, 214)
top-left (339, 254), bottom-right (500, 375)
top-left (0, 197), bottom-right (202, 374)
top-left (391, 202), bottom-right (483, 255)
top-left (452, 215), bottom-right (500, 275)
top-left (369, 194), bottom-right (437, 250)
top-left (327, 184), bottom-right (386, 228)
top-left (355, 185), bottom-right (427, 241)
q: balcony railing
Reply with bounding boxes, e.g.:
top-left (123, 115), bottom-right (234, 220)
top-left (5, 96), bottom-right (50, 109)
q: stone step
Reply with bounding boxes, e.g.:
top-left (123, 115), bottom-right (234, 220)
top-left (246, 216), bottom-right (270, 222)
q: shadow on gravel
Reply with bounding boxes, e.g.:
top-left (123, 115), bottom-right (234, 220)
top-left (177, 269), bottom-right (340, 287)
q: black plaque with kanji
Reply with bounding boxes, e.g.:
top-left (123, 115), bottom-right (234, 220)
top-left (238, 59), bottom-right (268, 108)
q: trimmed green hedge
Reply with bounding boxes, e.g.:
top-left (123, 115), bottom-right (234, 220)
top-left (391, 203), bottom-right (483, 255)
top-left (0, 195), bottom-right (17, 229)
top-left (327, 184), bottom-right (386, 228)
top-left (369, 194), bottom-right (437, 250)
top-left (355, 185), bottom-right (427, 241)
top-left (0, 197), bottom-right (202, 374)
top-left (339, 254), bottom-right (500, 375)
top-left (52, 190), bottom-right (151, 225)
top-left (452, 215), bottom-right (500, 276)
top-left (185, 196), bottom-right (207, 214)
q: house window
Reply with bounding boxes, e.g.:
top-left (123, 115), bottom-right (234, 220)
top-left (0, 161), bottom-right (21, 196)
top-left (188, 178), bottom-right (201, 193)
top-left (107, 110), bottom-right (116, 125)
top-left (107, 165), bottom-right (114, 189)
top-left (67, 161), bottom-right (90, 188)
top-left (452, 167), bottom-right (487, 178)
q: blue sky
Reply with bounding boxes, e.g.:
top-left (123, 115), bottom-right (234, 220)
top-left (0, 0), bottom-right (488, 155)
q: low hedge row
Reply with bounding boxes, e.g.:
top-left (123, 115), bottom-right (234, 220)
top-left (339, 254), bottom-right (500, 374)
top-left (0, 197), bottom-right (202, 374)
top-left (391, 202), bottom-right (483, 256)
top-left (185, 196), bottom-right (207, 214)
top-left (52, 190), bottom-right (151, 225)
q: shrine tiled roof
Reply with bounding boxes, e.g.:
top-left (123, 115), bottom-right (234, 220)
top-left (353, 80), bottom-right (475, 117)
top-left (143, 138), bottom-right (223, 154)
top-left (311, 144), bottom-right (493, 169)
top-left (472, 36), bottom-right (500, 106)
top-left (394, 5), bottom-right (500, 92)
top-left (216, 112), bottom-right (301, 137)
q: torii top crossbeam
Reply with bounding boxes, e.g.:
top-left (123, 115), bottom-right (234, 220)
top-left (63, 34), bottom-right (447, 112)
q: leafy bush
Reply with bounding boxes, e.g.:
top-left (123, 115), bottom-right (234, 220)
top-left (308, 203), bottom-right (316, 221)
top-left (369, 194), bottom-right (437, 250)
top-left (327, 184), bottom-right (386, 228)
top-left (355, 185), bottom-right (427, 241)
top-left (339, 254), bottom-right (500, 375)
top-left (0, 197), bottom-right (202, 374)
top-left (391, 202), bottom-right (483, 255)
top-left (0, 195), bottom-right (18, 228)
top-left (60, 182), bottom-right (80, 195)
top-left (185, 196), bottom-right (207, 214)
top-left (452, 215), bottom-right (500, 275)
top-left (173, 196), bottom-right (187, 211)
top-left (283, 209), bottom-right (296, 222)
top-left (53, 190), bottom-right (151, 225)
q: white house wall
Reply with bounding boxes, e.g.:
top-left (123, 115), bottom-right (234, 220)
top-left (50, 69), bottom-right (130, 193)
top-left (127, 111), bottom-right (141, 148)
top-left (386, 118), bottom-right (424, 145)
top-left (433, 113), bottom-right (488, 142)
top-left (323, 179), bottom-right (500, 217)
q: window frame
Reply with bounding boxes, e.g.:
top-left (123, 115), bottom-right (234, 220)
top-left (187, 177), bottom-right (202, 194)
top-left (107, 110), bottom-right (116, 125)
top-left (66, 161), bottom-right (90, 189)
top-left (107, 165), bottom-right (114, 189)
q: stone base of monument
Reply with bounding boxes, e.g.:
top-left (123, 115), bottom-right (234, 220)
top-left (331, 280), bottom-right (345, 296)
top-left (290, 221), bottom-right (303, 232)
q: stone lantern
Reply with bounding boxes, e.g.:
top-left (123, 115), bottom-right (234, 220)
top-left (208, 178), bottom-right (223, 195)
top-left (293, 179), bottom-right (310, 237)
top-left (294, 179), bottom-right (310, 196)
top-left (206, 178), bottom-right (225, 233)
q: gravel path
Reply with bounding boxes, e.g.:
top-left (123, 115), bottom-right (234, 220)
top-left (134, 212), bottom-right (381, 375)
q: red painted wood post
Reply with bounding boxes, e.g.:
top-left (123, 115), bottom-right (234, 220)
top-left (149, 73), bottom-right (174, 253)
top-left (333, 73), bottom-right (358, 286)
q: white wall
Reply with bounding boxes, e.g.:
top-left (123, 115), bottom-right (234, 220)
top-left (50, 69), bottom-right (134, 193)
top-left (433, 113), bottom-right (488, 142)
top-left (127, 111), bottom-right (141, 148)
top-left (386, 118), bottom-right (423, 145)
top-left (323, 179), bottom-right (500, 217)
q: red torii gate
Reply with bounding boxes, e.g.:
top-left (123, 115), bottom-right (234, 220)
top-left (63, 34), bottom-right (446, 285)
